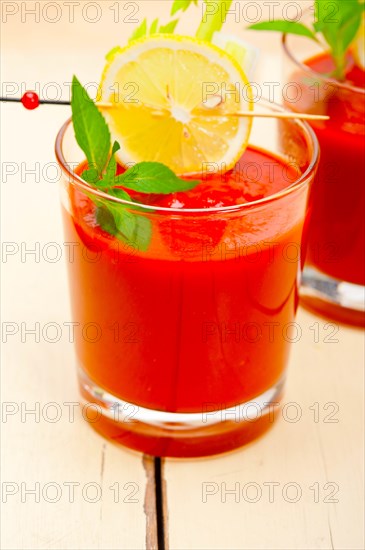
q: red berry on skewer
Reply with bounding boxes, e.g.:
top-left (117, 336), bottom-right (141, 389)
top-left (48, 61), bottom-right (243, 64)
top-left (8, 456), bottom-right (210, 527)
top-left (1, 92), bottom-right (69, 107)
top-left (21, 92), bottom-right (40, 110)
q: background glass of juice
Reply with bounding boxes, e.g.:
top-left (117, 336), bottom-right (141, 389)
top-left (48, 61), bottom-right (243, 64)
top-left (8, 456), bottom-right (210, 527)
top-left (55, 100), bottom-right (318, 457)
top-left (282, 29), bottom-right (365, 326)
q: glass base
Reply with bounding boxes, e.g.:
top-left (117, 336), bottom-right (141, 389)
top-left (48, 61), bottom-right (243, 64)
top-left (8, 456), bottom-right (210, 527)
top-left (78, 367), bottom-right (285, 458)
top-left (301, 267), bottom-right (365, 327)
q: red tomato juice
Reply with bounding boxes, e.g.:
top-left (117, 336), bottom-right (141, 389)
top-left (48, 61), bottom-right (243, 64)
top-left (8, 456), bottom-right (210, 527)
top-left (61, 145), bottom-right (311, 455)
top-left (62, 147), bottom-right (305, 413)
top-left (286, 52), bottom-right (365, 285)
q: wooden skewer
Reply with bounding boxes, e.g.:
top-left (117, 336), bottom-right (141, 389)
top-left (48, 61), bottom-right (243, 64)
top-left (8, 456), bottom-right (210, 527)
top-left (99, 104), bottom-right (329, 121)
top-left (207, 111), bottom-right (329, 121)
top-left (0, 95), bottom-right (329, 121)
top-left (95, 102), bottom-right (114, 109)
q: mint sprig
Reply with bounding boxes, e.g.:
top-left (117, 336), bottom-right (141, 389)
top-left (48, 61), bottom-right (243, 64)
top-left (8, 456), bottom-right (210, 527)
top-left (314, 0), bottom-right (364, 79)
top-left (248, 0), bottom-right (364, 81)
top-left (71, 77), bottom-right (200, 252)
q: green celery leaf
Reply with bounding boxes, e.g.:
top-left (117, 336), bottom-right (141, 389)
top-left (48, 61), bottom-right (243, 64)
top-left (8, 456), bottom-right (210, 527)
top-left (129, 18), bottom-right (148, 42)
top-left (196, 0), bottom-right (233, 41)
top-left (248, 20), bottom-right (317, 40)
top-left (159, 19), bottom-right (179, 33)
top-left (71, 75), bottom-right (111, 176)
top-left (105, 45), bottom-right (123, 62)
top-left (171, 0), bottom-right (198, 16)
top-left (150, 18), bottom-right (159, 34)
top-left (115, 162), bottom-right (200, 194)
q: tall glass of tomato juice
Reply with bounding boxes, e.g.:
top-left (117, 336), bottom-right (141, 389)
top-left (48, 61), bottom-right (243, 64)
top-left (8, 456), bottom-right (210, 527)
top-left (55, 100), bottom-right (319, 457)
top-left (282, 31), bottom-right (365, 326)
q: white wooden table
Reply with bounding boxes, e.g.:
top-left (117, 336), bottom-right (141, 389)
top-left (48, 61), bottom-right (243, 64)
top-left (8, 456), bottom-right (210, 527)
top-left (1, 2), bottom-right (364, 548)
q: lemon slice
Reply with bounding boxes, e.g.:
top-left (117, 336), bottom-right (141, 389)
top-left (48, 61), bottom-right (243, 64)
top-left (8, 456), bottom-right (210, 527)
top-left (99, 35), bottom-right (253, 174)
top-left (352, 13), bottom-right (365, 70)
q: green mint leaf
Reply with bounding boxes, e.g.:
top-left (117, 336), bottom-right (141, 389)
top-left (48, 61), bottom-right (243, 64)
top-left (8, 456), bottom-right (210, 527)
top-left (114, 162), bottom-right (200, 194)
top-left (109, 203), bottom-right (137, 242)
top-left (96, 188), bottom-right (152, 251)
top-left (132, 215), bottom-right (152, 252)
top-left (86, 141), bottom-right (120, 189)
top-left (248, 20), bottom-right (317, 41)
top-left (96, 206), bottom-right (119, 236)
top-left (171, 0), bottom-right (198, 16)
top-left (96, 194), bottom-right (135, 241)
top-left (339, 10), bottom-right (363, 52)
top-left (71, 75), bottom-right (111, 175)
top-left (81, 167), bottom-right (100, 185)
top-left (97, 199), bottom-right (152, 252)
top-left (109, 187), bottom-right (132, 201)
top-left (129, 18), bottom-right (148, 42)
top-left (97, 141), bottom-right (120, 188)
top-left (159, 19), bottom-right (179, 33)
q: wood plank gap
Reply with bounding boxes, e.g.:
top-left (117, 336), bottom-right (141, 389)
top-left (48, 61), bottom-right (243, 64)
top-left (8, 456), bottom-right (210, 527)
top-left (143, 455), bottom-right (158, 550)
top-left (154, 457), bottom-right (169, 550)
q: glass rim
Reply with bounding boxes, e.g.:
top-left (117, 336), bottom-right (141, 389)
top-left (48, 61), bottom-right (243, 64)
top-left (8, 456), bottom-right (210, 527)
top-left (282, 33), bottom-right (365, 95)
top-left (55, 102), bottom-right (319, 215)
